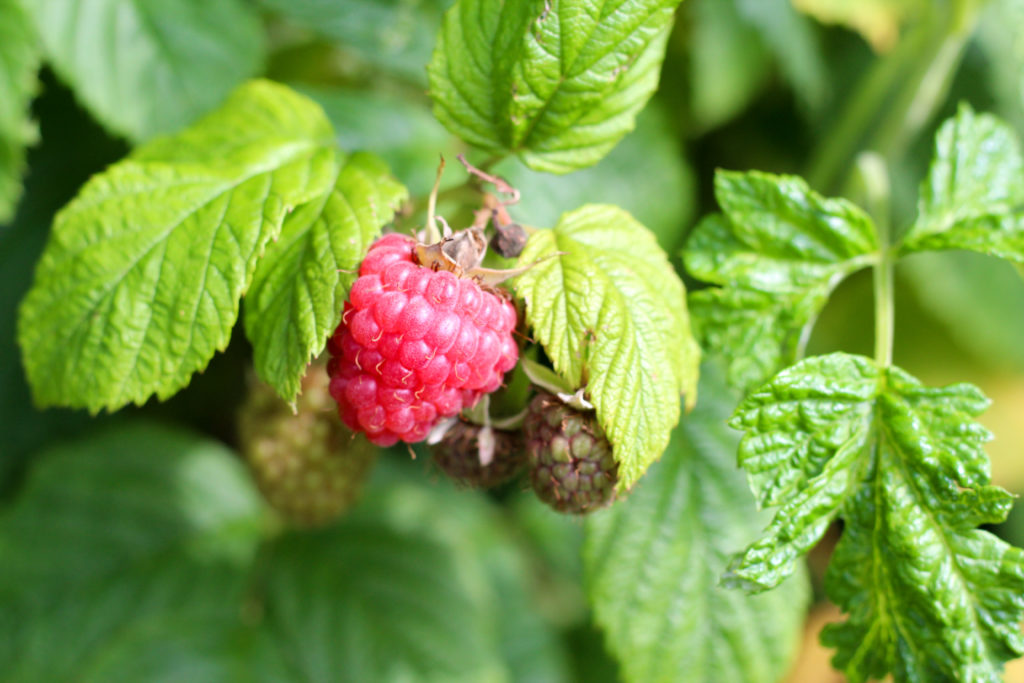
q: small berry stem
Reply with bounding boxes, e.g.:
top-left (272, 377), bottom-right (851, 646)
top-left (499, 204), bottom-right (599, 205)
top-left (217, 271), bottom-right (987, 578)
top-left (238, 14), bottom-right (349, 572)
top-left (425, 155), bottom-right (446, 244)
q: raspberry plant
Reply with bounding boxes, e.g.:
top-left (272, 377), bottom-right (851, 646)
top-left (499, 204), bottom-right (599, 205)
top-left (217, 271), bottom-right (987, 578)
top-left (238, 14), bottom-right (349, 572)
top-left (4, 0), bottom-right (1024, 681)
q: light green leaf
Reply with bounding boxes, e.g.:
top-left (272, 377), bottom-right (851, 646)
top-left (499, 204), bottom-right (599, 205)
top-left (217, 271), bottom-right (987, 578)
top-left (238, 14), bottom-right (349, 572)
top-left (725, 352), bottom-right (1024, 682)
top-left (261, 0), bottom-right (451, 86)
top-left (683, 170), bottom-right (878, 392)
top-left (23, 0), bottom-right (264, 141)
top-left (584, 370), bottom-right (809, 683)
top-left (901, 105), bottom-right (1024, 262)
top-left (0, 0), bottom-right (40, 223)
top-left (495, 102), bottom-right (696, 253)
top-left (516, 204), bottom-right (700, 490)
top-left (18, 80), bottom-right (339, 412)
top-left (428, 0), bottom-right (680, 173)
top-left (245, 152), bottom-right (407, 402)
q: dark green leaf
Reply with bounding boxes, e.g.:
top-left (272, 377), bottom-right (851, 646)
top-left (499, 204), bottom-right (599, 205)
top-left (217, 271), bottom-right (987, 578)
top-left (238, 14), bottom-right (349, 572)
top-left (261, 0), bottom-right (451, 86)
top-left (0, 423), bottom-right (282, 681)
top-left (245, 152), bottom-right (407, 402)
top-left (0, 0), bottom-right (40, 223)
top-left (725, 352), bottom-right (1024, 682)
top-left (0, 422), bottom-right (265, 601)
top-left (901, 105), bottom-right (1024, 263)
top-left (23, 0), bottom-right (264, 141)
top-left (428, 0), bottom-right (680, 173)
top-left (261, 461), bottom-right (567, 682)
top-left (300, 84), bottom-right (460, 196)
top-left (516, 204), bottom-right (700, 489)
top-left (18, 80), bottom-right (339, 412)
top-left (584, 370), bottom-right (809, 683)
top-left (683, 171), bottom-right (878, 392)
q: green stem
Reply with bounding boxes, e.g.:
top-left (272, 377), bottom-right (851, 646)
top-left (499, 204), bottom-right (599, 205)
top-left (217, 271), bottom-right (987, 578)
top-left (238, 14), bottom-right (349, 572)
top-left (857, 153), bottom-right (894, 367)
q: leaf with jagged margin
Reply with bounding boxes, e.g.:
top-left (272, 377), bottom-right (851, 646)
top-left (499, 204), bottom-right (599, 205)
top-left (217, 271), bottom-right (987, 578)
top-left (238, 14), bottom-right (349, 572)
top-left (516, 204), bottom-right (700, 490)
top-left (23, 0), bottom-right (264, 141)
top-left (683, 170), bottom-right (878, 392)
top-left (584, 369), bottom-right (809, 683)
top-left (0, 0), bottom-right (40, 223)
top-left (723, 352), bottom-right (1024, 682)
top-left (245, 152), bottom-right (407, 403)
top-left (17, 80), bottom-right (339, 412)
top-left (901, 105), bottom-right (1024, 263)
top-left (428, 0), bottom-right (680, 173)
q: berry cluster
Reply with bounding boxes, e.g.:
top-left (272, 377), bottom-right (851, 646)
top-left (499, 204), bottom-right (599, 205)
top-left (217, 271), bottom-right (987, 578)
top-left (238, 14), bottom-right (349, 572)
top-left (326, 234), bottom-right (519, 446)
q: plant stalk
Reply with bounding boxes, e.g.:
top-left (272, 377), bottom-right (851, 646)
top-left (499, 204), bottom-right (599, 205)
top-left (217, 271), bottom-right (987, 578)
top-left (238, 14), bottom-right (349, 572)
top-left (857, 153), bottom-right (895, 367)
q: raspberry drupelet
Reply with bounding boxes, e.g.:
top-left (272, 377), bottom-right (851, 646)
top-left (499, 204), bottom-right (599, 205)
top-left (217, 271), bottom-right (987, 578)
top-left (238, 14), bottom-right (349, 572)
top-left (326, 233), bottom-right (519, 446)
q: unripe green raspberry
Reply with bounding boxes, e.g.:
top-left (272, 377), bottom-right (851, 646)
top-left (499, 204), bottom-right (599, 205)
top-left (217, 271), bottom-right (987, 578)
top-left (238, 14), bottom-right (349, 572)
top-left (431, 419), bottom-right (525, 488)
top-left (239, 365), bottom-right (376, 527)
top-left (525, 391), bottom-right (618, 514)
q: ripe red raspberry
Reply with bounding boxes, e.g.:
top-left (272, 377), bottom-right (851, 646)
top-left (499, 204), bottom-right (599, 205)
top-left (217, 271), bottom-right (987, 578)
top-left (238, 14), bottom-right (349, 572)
top-left (326, 233), bottom-right (519, 446)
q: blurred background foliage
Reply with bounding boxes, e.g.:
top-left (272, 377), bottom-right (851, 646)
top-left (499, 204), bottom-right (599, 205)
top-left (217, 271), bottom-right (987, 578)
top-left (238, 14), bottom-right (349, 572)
top-left (4, 0), bottom-right (1024, 680)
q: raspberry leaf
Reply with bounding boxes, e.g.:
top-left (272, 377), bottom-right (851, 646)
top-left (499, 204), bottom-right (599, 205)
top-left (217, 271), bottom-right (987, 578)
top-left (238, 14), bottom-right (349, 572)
top-left (683, 171), bottom-right (878, 392)
top-left (900, 105), bottom-right (1024, 263)
top-left (724, 352), bottom-right (1024, 682)
top-left (18, 80), bottom-right (339, 412)
top-left (516, 204), bottom-right (700, 490)
top-left (245, 152), bottom-right (408, 403)
top-left (0, 0), bottom-right (40, 224)
top-left (22, 0), bottom-right (263, 142)
top-left (584, 372), bottom-right (809, 683)
top-left (428, 0), bottom-right (680, 173)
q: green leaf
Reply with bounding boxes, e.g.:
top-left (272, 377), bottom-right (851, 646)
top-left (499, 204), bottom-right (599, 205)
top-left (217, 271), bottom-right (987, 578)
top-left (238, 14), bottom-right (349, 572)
top-left (244, 152), bottom-right (407, 402)
top-left (725, 352), bottom-right (1024, 682)
top-left (23, 0), bottom-right (264, 141)
top-left (0, 0), bottom-right (40, 223)
top-left (584, 370), bottom-right (809, 683)
top-left (428, 0), bottom-right (680, 173)
top-left (0, 422), bottom-right (280, 681)
top-left (299, 84), bottom-right (460, 196)
top-left (18, 80), bottom-right (339, 412)
top-left (261, 0), bottom-right (451, 86)
top-left (495, 103), bottom-right (696, 253)
top-left (683, 170), bottom-right (878, 392)
top-left (261, 461), bottom-right (562, 683)
top-left (901, 105), bottom-right (1024, 263)
top-left (0, 422), bottom-right (266, 602)
top-left (516, 204), bottom-right (700, 490)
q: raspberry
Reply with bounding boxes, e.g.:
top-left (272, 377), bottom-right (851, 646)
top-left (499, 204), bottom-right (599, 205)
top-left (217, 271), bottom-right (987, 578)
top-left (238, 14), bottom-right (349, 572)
top-left (525, 391), bottom-right (618, 514)
top-left (239, 365), bottom-right (376, 527)
top-left (431, 420), bottom-right (526, 488)
top-left (327, 233), bottom-right (519, 446)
